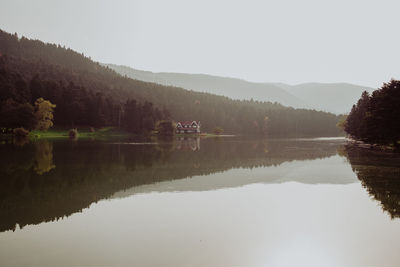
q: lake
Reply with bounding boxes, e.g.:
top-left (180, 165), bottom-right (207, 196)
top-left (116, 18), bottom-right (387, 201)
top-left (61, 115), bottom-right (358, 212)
top-left (0, 137), bottom-right (400, 267)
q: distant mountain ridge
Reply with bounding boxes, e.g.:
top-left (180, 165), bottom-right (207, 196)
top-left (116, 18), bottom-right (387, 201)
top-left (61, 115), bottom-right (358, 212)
top-left (276, 82), bottom-right (375, 114)
top-left (106, 63), bottom-right (374, 114)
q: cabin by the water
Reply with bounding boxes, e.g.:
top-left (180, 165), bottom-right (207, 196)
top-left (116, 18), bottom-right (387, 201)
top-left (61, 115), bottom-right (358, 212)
top-left (176, 121), bottom-right (201, 134)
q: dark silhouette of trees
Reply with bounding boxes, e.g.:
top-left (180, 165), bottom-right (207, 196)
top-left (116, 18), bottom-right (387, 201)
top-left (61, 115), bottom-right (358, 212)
top-left (121, 99), bottom-right (165, 134)
top-left (345, 91), bottom-right (370, 140)
top-left (0, 99), bottom-right (36, 130)
top-left (156, 120), bottom-right (175, 136)
top-left (345, 80), bottom-right (400, 147)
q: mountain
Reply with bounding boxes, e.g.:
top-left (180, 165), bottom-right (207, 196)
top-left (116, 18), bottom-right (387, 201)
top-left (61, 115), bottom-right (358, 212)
top-left (106, 64), bottom-right (374, 114)
top-left (0, 29), bottom-right (343, 136)
top-left (104, 64), bottom-right (308, 108)
top-left (274, 82), bottom-right (375, 114)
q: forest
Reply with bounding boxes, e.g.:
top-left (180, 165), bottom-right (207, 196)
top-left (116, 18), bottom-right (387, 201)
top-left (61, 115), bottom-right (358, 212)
top-left (345, 80), bottom-right (400, 147)
top-left (0, 29), bottom-right (344, 136)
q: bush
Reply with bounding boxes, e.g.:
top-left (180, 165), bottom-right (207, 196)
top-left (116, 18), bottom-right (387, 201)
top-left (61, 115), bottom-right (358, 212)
top-left (13, 127), bottom-right (29, 137)
top-left (213, 127), bottom-right (224, 135)
top-left (69, 128), bottom-right (79, 138)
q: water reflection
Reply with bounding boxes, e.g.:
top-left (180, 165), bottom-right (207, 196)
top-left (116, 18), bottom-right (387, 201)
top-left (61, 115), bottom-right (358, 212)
top-left (344, 145), bottom-right (400, 219)
top-left (33, 140), bottom-right (56, 175)
top-left (0, 137), bottom-right (343, 232)
top-left (175, 137), bottom-right (201, 151)
top-left (13, 136), bottom-right (30, 147)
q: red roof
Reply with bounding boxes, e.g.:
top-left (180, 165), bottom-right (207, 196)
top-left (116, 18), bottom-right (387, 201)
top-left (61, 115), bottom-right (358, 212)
top-left (177, 121), bottom-right (200, 126)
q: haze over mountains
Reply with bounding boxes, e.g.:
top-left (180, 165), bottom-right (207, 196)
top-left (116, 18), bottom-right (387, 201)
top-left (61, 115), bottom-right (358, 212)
top-left (106, 64), bottom-right (374, 114)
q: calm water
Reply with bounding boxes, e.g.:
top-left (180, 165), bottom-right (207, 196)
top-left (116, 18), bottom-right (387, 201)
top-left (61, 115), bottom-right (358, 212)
top-left (0, 137), bottom-right (400, 267)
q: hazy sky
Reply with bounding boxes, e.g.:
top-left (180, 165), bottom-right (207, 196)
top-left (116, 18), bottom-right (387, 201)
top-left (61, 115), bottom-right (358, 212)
top-left (1, 0), bottom-right (399, 88)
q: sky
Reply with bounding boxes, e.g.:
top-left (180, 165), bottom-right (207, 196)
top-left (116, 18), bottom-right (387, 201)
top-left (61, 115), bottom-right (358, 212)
top-left (1, 0), bottom-right (399, 88)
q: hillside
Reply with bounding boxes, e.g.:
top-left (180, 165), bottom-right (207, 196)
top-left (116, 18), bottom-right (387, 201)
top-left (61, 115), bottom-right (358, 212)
top-left (0, 29), bottom-right (342, 136)
top-left (105, 64), bottom-right (308, 108)
top-left (274, 82), bottom-right (374, 114)
top-left (106, 64), bottom-right (373, 114)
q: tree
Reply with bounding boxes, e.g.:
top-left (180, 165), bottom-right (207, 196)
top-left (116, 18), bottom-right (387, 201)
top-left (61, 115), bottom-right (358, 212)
top-left (365, 80), bottom-right (400, 146)
top-left (142, 101), bottom-right (155, 133)
top-left (156, 120), bottom-right (175, 136)
top-left (0, 99), bottom-right (37, 130)
top-left (16, 103), bottom-right (37, 130)
top-left (123, 99), bottom-right (139, 133)
top-left (345, 91), bottom-right (370, 140)
top-left (345, 80), bottom-right (400, 147)
top-left (34, 98), bottom-right (56, 131)
top-left (261, 116), bottom-right (269, 135)
top-left (336, 115), bottom-right (347, 131)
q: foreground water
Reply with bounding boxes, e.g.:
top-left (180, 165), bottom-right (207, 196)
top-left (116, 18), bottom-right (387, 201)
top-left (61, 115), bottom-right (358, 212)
top-left (0, 137), bottom-right (400, 267)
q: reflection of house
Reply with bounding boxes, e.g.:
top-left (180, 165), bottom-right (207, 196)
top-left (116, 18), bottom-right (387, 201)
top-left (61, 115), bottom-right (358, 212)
top-left (176, 121), bottom-right (201, 134)
top-left (175, 137), bottom-right (201, 151)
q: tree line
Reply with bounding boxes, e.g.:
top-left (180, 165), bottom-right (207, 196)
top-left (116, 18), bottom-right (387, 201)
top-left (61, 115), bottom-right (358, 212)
top-left (0, 65), bottom-right (168, 133)
top-left (0, 29), bottom-right (343, 136)
top-left (345, 80), bottom-right (400, 147)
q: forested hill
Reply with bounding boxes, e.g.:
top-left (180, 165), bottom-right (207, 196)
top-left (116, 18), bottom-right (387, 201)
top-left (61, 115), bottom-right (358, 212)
top-left (106, 64), bottom-right (373, 114)
top-left (0, 29), bottom-right (343, 136)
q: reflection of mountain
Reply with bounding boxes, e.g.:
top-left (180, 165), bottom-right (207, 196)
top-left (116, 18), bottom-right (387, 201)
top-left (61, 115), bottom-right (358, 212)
top-left (344, 145), bottom-right (400, 219)
top-left (113, 154), bottom-right (356, 199)
top-left (0, 138), bottom-right (344, 232)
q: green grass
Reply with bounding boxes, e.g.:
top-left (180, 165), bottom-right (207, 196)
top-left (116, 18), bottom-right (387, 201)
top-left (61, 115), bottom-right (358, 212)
top-left (29, 129), bottom-right (68, 138)
top-left (29, 127), bottom-right (130, 139)
top-left (4, 127), bottom-right (235, 140)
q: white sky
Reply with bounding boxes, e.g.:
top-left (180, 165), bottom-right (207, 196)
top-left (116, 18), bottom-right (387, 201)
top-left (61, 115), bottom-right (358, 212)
top-left (1, 0), bottom-right (399, 88)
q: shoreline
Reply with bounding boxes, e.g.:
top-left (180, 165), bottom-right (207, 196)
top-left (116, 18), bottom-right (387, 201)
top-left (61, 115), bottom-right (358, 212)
top-left (346, 139), bottom-right (400, 153)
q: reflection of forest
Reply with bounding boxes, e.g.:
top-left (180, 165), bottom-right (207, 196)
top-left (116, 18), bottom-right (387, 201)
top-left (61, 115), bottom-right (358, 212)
top-left (0, 137), bottom-right (340, 232)
top-left (344, 145), bottom-right (400, 219)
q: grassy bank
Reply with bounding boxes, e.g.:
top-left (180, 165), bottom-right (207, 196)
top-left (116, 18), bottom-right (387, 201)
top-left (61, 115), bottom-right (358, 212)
top-left (29, 127), bottom-right (130, 139)
top-left (174, 133), bottom-right (235, 138)
top-left (2, 127), bottom-right (234, 141)
top-left (347, 139), bottom-right (400, 153)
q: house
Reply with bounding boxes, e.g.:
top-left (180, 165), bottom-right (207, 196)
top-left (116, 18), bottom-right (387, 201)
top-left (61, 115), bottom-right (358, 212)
top-left (176, 121), bottom-right (201, 134)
